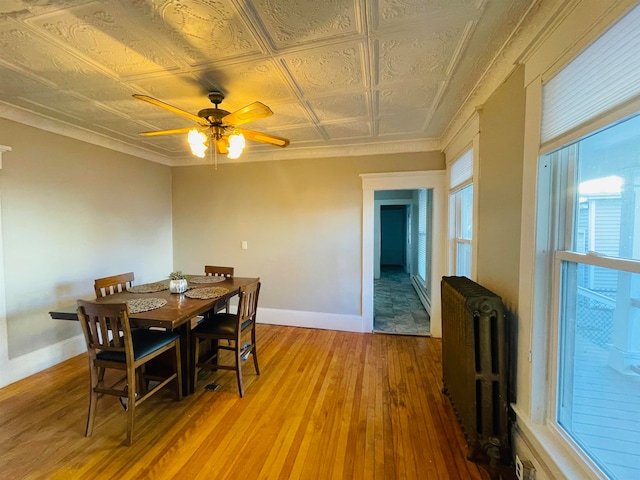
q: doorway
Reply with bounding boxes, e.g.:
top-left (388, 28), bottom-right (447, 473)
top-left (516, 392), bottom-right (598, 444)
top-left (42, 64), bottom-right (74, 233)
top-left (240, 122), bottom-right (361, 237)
top-left (361, 170), bottom-right (446, 337)
top-left (373, 195), bottom-right (429, 335)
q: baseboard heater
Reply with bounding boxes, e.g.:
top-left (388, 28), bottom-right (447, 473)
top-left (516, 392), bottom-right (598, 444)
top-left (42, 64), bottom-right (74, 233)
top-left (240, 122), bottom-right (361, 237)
top-left (411, 275), bottom-right (431, 316)
top-left (440, 276), bottom-right (511, 478)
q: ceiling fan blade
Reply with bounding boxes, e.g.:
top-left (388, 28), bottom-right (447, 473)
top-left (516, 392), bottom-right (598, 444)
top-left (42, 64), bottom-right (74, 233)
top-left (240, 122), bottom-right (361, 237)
top-left (133, 94), bottom-right (207, 125)
top-left (222, 102), bottom-right (273, 126)
top-left (214, 136), bottom-right (229, 154)
top-left (236, 128), bottom-right (290, 148)
top-left (138, 126), bottom-right (205, 137)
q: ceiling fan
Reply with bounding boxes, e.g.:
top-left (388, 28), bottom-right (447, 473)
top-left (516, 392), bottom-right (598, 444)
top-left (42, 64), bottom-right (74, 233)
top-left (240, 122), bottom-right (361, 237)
top-left (133, 90), bottom-right (290, 159)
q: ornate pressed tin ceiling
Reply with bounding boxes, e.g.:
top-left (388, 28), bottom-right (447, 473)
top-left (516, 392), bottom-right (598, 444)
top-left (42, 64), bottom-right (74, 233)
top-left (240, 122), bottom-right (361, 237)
top-left (0, 0), bottom-right (534, 165)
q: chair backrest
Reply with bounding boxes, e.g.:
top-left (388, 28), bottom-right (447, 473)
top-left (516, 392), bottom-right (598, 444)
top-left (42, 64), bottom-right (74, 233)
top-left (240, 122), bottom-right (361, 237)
top-left (77, 300), bottom-right (134, 360)
top-left (94, 272), bottom-right (135, 298)
top-left (236, 280), bottom-right (260, 330)
top-left (204, 266), bottom-right (234, 278)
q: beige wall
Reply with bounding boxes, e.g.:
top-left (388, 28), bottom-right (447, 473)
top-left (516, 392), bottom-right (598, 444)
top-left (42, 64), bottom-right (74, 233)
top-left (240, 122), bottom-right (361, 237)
top-left (171, 152), bottom-right (443, 317)
top-left (476, 66), bottom-right (526, 311)
top-left (0, 118), bottom-right (173, 362)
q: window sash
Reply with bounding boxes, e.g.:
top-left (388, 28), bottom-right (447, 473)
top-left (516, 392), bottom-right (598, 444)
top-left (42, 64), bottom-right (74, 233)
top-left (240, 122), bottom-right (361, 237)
top-left (449, 184), bottom-right (473, 277)
top-left (555, 250), bottom-right (640, 273)
top-left (550, 251), bottom-right (640, 478)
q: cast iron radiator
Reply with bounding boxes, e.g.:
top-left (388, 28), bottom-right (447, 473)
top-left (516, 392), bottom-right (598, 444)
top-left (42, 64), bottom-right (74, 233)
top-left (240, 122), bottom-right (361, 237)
top-left (440, 276), bottom-right (510, 476)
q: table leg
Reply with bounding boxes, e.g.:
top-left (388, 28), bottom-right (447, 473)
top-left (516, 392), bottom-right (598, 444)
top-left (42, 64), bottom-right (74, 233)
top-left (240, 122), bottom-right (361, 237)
top-left (177, 323), bottom-right (194, 395)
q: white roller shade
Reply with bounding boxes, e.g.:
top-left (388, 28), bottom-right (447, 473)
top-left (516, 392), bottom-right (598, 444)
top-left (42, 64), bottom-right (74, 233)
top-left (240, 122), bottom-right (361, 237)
top-left (541, 3), bottom-right (640, 144)
top-left (450, 148), bottom-right (473, 189)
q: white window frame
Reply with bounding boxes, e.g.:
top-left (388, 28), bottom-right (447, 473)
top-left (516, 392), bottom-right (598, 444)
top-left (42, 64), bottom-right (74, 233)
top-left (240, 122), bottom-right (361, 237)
top-left (449, 182), bottom-right (473, 276)
top-left (515, 3), bottom-right (640, 478)
top-left (448, 147), bottom-right (475, 278)
top-left (543, 130), bottom-right (640, 478)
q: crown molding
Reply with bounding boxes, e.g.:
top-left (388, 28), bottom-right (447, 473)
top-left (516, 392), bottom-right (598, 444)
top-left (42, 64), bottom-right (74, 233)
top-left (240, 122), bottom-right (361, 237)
top-left (0, 102), bottom-right (173, 166)
top-left (0, 101), bottom-right (442, 167)
top-left (185, 138), bottom-right (443, 166)
top-left (441, 0), bottom-right (567, 148)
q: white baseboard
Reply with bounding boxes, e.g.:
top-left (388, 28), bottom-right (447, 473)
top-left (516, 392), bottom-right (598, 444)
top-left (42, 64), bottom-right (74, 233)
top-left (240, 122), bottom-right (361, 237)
top-left (0, 334), bottom-right (85, 389)
top-left (257, 307), bottom-right (366, 333)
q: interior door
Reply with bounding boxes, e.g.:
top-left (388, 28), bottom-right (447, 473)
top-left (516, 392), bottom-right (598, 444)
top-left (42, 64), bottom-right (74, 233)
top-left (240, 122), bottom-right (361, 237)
top-left (380, 205), bottom-right (406, 267)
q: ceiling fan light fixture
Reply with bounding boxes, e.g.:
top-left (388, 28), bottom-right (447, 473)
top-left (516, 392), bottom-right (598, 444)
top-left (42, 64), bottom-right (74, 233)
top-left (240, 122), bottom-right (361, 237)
top-left (133, 92), bottom-right (289, 160)
top-left (227, 132), bottom-right (245, 159)
top-left (188, 129), bottom-right (208, 158)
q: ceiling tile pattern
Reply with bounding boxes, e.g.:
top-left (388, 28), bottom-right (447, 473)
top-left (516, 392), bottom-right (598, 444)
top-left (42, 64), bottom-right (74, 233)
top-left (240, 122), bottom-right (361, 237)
top-left (0, 0), bottom-right (533, 164)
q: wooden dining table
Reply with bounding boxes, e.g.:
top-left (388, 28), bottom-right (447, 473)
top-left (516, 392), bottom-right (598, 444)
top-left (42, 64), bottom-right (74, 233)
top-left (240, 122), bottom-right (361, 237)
top-left (49, 275), bottom-right (259, 395)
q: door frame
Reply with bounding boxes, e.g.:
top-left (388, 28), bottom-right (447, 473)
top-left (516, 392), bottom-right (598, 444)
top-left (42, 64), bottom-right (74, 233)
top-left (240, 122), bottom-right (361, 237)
top-left (361, 170), bottom-right (446, 337)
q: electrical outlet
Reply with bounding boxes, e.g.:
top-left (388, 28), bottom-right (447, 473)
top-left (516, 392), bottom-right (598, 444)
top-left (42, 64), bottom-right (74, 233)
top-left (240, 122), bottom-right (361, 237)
top-left (515, 455), bottom-right (524, 480)
top-left (515, 455), bottom-right (536, 480)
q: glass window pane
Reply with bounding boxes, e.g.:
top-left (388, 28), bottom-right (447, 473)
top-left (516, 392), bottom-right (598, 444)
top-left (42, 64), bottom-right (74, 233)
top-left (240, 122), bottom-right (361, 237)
top-left (418, 189), bottom-right (427, 282)
top-left (460, 185), bottom-right (473, 240)
top-left (456, 242), bottom-right (471, 277)
top-left (558, 261), bottom-right (640, 479)
top-left (575, 114), bottom-right (640, 261)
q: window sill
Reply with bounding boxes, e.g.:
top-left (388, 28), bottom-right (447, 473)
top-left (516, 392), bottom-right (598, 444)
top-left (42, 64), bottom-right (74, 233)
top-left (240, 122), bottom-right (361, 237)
top-left (511, 403), bottom-right (608, 480)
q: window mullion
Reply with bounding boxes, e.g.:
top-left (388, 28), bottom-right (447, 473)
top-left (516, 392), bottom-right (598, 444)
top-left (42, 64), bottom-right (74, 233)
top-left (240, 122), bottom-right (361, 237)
top-left (556, 250), bottom-right (640, 273)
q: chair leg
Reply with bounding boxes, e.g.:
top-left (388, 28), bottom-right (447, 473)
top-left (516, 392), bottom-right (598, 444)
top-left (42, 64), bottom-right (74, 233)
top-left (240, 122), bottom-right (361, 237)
top-left (86, 363), bottom-right (99, 437)
top-left (192, 335), bottom-right (200, 391)
top-left (251, 328), bottom-right (260, 375)
top-left (236, 344), bottom-right (244, 398)
top-left (136, 366), bottom-right (148, 396)
top-left (125, 367), bottom-right (137, 446)
top-left (212, 339), bottom-right (219, 368)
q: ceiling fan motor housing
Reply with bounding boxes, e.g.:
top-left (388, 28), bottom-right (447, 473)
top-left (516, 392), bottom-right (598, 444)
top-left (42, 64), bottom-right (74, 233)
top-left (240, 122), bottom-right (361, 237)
top-left (197, 107), bottom-right (230, 123)
top-left (200, 91), bottom-right (229, 123)
top-left (207, 90), bottom-right (225, 106)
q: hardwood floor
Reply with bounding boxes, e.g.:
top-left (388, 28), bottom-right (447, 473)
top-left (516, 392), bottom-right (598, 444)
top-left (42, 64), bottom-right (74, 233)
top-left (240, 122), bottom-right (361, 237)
top-left (0, 325), bottom-right (488, 479)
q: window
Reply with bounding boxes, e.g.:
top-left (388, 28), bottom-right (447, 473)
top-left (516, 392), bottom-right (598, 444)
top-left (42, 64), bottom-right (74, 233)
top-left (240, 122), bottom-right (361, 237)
top-left (537, 5), bottom-right (640, 476)
top-left (546, 113), bottom-right (640, 480)
top-left (449, 149), bottom-right (473, 277)
top-left (533, 5), bottom-right (640, 478)
top-left (417, 189), bottom-right (433, 296)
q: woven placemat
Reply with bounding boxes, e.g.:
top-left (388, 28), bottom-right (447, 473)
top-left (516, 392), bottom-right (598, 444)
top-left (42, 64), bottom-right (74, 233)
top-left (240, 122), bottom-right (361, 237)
top-left (127, 282), bottom-right (168, 293)
top-left (184, 286), bottom-right (229, 300)
top-left (189, 276), bottom-right (226, 284)
top-left (127, 298), bottom-right (167, 314)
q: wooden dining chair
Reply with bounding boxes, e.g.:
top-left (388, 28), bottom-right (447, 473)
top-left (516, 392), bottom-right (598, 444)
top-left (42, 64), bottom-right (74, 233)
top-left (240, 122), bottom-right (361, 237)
top-left (94, 272), bottom-right (135, 298)
top-left (77, 299), bottom-right (182, 445)
top-left (204, 265), bottom-right (234, 278)
top-left (192, 279), bottom-right (260, 397)
top-left (93, 272), bottom-right (136, 389)
top-left (204, 265), bottom-right (234, 313)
